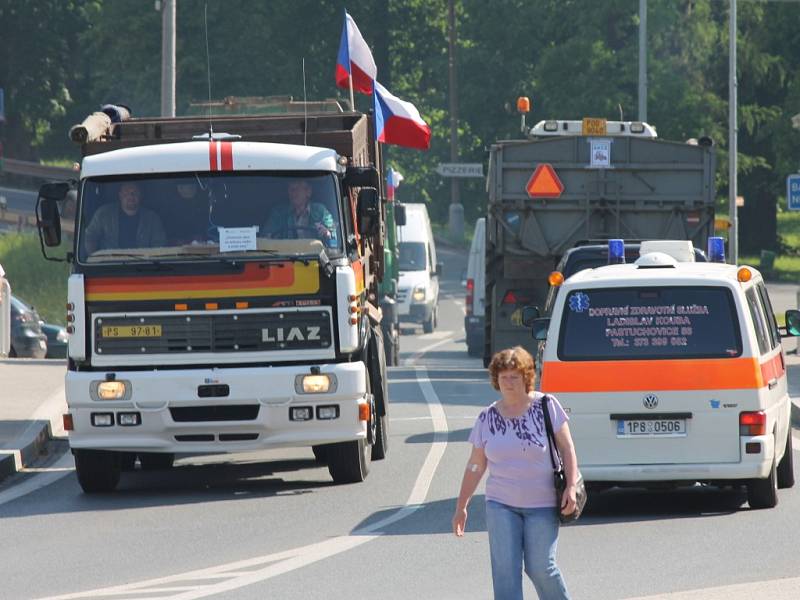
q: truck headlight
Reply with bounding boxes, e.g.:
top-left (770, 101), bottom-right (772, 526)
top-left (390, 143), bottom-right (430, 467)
top-left (412, 285), bottom-right (426, 302)
top-left (295, 373), bottom-right (337, 394)
top-left (90, 379), bottom-right (131, 401)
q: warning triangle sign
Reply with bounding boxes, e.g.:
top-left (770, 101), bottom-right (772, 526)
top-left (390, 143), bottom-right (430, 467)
top-left (526, 163), bottom-right (564, 198)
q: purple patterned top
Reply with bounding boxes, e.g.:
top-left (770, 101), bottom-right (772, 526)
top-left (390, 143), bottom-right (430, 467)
top-left (468, 392), bottom-right (568, 509)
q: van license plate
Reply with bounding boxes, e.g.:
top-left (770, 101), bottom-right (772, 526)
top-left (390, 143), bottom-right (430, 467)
top-left (617, 419), bottom-right (686, 437)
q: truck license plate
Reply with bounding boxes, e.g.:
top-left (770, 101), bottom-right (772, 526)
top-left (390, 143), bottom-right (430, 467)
top-left (101, 325), bottom-right (163, 338)
top-left (617, 419), bottom-right (686, 437)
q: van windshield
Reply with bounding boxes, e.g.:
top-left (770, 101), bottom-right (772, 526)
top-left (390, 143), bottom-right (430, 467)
top-left (557, 286), bottom-right (742, 360)
top-left (399, 242), bottom-right (427, 271)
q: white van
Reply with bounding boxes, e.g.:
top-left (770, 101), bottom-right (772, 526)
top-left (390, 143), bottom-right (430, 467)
top-left (532, 242), bottom-right (796, 508)
top-left (465, 218), bottom-right (485, 356)
top-left (397, 203), bottom-right (440, 333)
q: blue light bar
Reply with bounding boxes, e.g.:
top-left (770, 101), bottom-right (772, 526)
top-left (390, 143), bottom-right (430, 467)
top-left (608, 239), bottom-right (625, 265)
top-left (708, 237), bottom-right (726, 263)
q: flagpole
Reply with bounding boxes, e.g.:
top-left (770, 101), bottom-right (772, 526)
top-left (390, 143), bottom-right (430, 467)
top-left (349, 75), bottom-right (355, 113)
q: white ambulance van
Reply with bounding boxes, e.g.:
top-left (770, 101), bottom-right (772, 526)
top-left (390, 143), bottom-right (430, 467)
top-left (531, 239), bottom-right (796, 508)
top-left (397, 204), bottom-right (440, 333)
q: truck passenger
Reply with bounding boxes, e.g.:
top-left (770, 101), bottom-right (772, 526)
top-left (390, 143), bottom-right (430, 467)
top-left (83, 182), bottom-right (166, 254)
top-left (262, 179), bottom-right (336, 244)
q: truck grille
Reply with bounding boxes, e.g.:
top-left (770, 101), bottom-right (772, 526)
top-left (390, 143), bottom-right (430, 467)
top-left (93, 309), bottom-right (333, 356)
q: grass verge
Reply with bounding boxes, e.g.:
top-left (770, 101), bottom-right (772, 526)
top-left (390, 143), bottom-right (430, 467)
top-left (0, 233), bottom-right (70, 324)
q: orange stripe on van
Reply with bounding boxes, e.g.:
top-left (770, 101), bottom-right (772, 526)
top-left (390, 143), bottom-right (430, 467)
top-left (539, 358), bottom-right (765, 393)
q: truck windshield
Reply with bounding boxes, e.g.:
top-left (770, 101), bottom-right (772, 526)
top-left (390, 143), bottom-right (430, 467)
top-left (399, 242), bottom-right (427, 271)
top-left (557, 286), bottom-right (742, 360)
top-left (76, 172), bottom-right (343, 263)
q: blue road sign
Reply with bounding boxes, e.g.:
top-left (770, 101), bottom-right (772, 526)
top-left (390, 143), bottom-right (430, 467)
top-left (788, 174), bottom-right (800, 211)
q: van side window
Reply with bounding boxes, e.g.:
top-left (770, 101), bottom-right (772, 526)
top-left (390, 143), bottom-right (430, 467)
top-left (745, 288), bottom-right (771, 355)
top-left (755, 282), bottom-right (781, 349)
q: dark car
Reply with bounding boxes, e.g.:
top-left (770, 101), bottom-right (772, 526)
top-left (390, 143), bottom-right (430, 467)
top-left (42, 323), bottom-right (68, 359)
top-left (9, 296), bottom-right (48, 359)
top-left (542, 241), bottom-right (708, 317)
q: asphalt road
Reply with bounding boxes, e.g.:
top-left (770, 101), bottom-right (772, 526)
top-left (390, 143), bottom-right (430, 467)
top-left (1, 245), bottom-right (800, 599)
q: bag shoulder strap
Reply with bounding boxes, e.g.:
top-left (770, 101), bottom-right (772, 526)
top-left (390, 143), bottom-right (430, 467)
top-left (541, 395), bottom-right (563, 473)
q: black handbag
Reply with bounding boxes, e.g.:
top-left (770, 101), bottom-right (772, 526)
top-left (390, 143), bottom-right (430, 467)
top-left (541, 395), bottom-right (587, 524)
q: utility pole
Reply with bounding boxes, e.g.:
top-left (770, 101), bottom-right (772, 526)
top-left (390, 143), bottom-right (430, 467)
top-left (638, 0), bottom-right (647, 122)
top-left (729, 0), bottom-right (738, 264)
top-left (447, 0), bottom-right (464, 242)
top-left (159, 0), bottom-right (176, 117)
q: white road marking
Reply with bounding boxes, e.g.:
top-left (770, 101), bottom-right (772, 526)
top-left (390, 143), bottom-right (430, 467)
top-left (35, 367), bottom-right (450, 600)
top-left (623, 575), bottom-right (800, 599)
top-left (403, 331), bottom-right (458, 366)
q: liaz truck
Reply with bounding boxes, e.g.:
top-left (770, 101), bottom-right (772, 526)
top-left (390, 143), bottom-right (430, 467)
top-left (484, 117), bottom-right (716, 365)
top-left (37, 103), bottom-right (391, 492)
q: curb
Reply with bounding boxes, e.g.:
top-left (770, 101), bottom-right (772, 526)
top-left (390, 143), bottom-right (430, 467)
top-left (0, 390), bottom-right (66, 484)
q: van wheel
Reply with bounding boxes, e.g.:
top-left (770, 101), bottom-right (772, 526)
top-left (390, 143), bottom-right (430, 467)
top-left (74, 450), bottom-right (121, 494)
top-left (777, 430), bottom-right (795, 489)
top-left (423, 311), bottom-right (434, 333)
top-left (747, 452), bottom-right (779, 509)
top-left (327, 438), bottom-right (371, 483)
top-left (139, 452), bottom-right (175, 471)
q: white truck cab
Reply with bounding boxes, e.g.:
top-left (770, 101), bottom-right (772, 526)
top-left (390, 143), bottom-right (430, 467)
top-left (533, 239), bottom-right (796, 508)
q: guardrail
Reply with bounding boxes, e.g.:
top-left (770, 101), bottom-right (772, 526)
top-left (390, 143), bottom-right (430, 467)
top-left (1, 158), bottom-right (76, 181)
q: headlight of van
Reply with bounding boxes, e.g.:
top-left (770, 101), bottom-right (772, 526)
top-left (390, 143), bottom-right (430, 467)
top-left (412, 285), bottom-right (426, 302)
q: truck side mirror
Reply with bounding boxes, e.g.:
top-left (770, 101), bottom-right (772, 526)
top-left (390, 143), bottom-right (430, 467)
top-left (531, 317), bottom-right (549, 341)
top-left (344, 166), bottom-right (379, 189)
top-left (394, 203), bottom-right (407, 227)
top-left (521, 305), bottom-right (541, 327)
top-left (435, 262), bottom-right (444, 277)
top-left (37, 182), bottom-right (69, 248)
top-left (357, 187), bottom-right (380, 236)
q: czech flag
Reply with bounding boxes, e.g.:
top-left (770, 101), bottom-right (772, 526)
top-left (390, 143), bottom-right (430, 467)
top-left (335, 11), bottom-right (377, 95)
top-left (373, 81), bottom-right (431, 150)
top-left (386, 167), bottom-right (404, 200)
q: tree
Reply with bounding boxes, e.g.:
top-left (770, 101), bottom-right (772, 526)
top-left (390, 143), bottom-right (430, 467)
top-left (0, 1), bottom-right (98, 159)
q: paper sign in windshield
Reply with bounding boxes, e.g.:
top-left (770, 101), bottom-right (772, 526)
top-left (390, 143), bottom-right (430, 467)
top-left (219, 226), bottom-right (258, 253)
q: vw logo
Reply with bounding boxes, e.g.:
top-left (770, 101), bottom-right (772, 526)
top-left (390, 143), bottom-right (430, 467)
top-left (643, 394), bottom-right (659, 409)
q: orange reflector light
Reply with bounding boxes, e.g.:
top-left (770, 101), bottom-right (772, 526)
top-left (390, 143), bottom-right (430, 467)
top-left (548, 271), bottom-right (565, 287)
top-left (235, 301), bottom-right (249, 309)
top-left (205, 302), bottom-right (219, 310)
top-left (517, 96), bottom-right (531, 114)
top-left (348, 294), bottom-right (359, 302)
top-left (349, 305), bottom-right (359, 314)
top-left (739, 411), bottom-right (766, 436)
top-left (175, 303), bottom-right (188, 311)
top-left (737, 267), bottom-right (752, 282)
top-left (359, 402), bottom-right (371, 422)
top-left (349, 316), bottom-right (358, 325)
top-left (63, 413), bottom-right (74, 431)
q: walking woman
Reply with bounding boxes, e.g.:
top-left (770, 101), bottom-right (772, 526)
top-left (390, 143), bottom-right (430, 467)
top-left (452, 346), bottom-right (578, 600)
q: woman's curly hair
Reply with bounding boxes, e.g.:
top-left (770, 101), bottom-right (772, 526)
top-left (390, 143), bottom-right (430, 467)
top-left (488, 346), bottom-right (536, 393)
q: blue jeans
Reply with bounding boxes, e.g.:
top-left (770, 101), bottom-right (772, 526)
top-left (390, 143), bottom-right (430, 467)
top-left (485, 500), bottom-right (571, 600)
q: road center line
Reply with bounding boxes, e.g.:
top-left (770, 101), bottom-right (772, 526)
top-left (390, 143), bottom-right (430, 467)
top-left (36, 366), bottom-right (450, 600)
